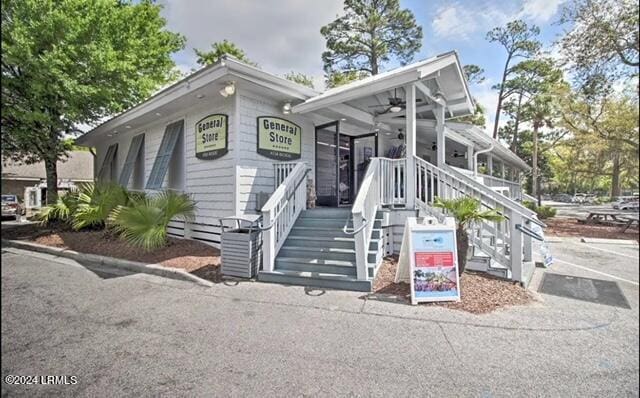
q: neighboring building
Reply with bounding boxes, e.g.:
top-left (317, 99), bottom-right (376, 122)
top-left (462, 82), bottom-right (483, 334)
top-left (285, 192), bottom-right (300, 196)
top-left (76, 53), bottom-right (541, 291)
top-left (1, 151), bottom-right (94, 211)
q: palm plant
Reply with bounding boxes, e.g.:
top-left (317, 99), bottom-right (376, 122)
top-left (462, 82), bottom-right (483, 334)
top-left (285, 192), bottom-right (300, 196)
top-left (433, 196), bottom-right (505, 275)
top-left (36, 190), bottom-right (80, 226)
top-left (72, 182), bottom-right (130, 230)
top-left (109, 190), bottom-right (195, 250)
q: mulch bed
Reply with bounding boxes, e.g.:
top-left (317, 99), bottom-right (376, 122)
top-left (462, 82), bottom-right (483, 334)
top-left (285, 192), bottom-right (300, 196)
top-left (371, 256), bottom-right (534, 314)
top-left (545, 217), bottom-right (639, 242)
top-left (2, 223), bottom-right (221, 282)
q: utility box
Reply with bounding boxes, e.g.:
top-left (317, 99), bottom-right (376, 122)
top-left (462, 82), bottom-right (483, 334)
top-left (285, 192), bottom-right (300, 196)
top-left (220, 216), bottom-right (261, 278)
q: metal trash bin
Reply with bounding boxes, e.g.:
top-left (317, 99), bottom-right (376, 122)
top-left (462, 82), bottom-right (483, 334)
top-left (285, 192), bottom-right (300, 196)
top-left (220, 216), bottom-right (262, 278)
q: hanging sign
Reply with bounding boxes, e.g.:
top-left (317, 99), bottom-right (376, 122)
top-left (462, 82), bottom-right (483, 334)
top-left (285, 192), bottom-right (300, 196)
top-left (257, 116), bottom-right (301, 160)
top-left (396, 217), bottom-right (460, 305)
top-left (196, 114), bottom-right (228, 160)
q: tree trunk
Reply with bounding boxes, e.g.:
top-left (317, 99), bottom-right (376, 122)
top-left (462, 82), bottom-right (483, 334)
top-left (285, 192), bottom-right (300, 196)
top-left (510, 92), bottom-right (523, 154)
top-left (456, 227), bottom-right (469, 276)
top-left (44, 155), bottom-right (58, 205)
top-left (532, 123), bottom-right (539, 205)
top-left (492, 55), bottom-right (512, 139)
top-left (610, 152), bottom-right (621, 198)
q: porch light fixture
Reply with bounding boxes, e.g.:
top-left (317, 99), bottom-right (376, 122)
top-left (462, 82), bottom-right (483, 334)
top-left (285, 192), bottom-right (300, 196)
top-left (431, 142), bottom-right (437, 151)
top-left (282, 102), bottom-right (292, 114)
top-left (389, 105), bottom-right (402, 113)
top-left (219, 82), bottom-right (236, 97)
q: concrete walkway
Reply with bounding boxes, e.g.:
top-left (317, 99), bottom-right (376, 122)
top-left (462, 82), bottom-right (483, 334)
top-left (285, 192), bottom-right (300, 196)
top-left (1, 241), bottom-right (638, 397)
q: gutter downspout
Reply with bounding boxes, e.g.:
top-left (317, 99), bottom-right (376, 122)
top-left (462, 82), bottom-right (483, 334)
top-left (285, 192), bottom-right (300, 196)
top-left (474, 144), bottom-right (494, 177)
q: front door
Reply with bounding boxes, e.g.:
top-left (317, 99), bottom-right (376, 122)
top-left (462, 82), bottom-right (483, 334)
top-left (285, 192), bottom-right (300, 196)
top-left (315, 121), bottom-right (378, 207)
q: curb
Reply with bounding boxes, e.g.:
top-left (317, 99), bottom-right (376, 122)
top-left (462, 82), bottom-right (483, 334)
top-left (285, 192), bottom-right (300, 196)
top-left (1, 239), bottom-right (214, 288)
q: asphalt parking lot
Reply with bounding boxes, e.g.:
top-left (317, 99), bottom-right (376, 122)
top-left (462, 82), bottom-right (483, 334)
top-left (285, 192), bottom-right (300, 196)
top-left (1, 235), bottom-right (638, 397)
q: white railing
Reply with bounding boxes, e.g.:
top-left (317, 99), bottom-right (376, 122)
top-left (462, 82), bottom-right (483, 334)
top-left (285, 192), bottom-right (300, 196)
top-left (451, 167), bottom-right (523, 201)
top-left (379, 158), bottom-right (406, 206)
top-left (414, 157), bottom-right (540, 282)
top-left (273, 162), bottom-right (300, 188)
top-left (261, 162), bottom-right (308, 272)
top-left (351, 158), bottom-right (383, 280)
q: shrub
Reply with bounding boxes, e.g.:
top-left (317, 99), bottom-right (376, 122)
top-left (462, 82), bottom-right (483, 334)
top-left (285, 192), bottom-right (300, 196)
top-left (433, 197), bottom-right (505, 275)
top-left (72, 182), bottom-right (131, 230)
top-left (109, 190), bottom-right (195, 250)
top-left (36, 191), bottom-right (79, 225)
top-left (522, 200), bottom-right (537, 212)
top-left (536, 205), bottom-right (557, 219)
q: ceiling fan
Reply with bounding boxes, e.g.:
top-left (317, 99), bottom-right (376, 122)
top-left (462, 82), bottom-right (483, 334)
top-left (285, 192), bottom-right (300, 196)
top-left (369, 88), bottom-right (423, 114)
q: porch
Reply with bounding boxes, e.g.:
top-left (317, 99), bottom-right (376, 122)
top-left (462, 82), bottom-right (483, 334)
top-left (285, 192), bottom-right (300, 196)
top-left (258, 52), bottom-right (541, 291)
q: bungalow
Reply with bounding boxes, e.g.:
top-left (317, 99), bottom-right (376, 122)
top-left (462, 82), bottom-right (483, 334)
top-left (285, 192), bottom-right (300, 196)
top-left (76, 52), bottom-right (542, 291)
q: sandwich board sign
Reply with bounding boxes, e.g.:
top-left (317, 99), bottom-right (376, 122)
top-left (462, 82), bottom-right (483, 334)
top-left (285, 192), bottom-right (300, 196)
top-left (396, 217), bottom-right (461, 305)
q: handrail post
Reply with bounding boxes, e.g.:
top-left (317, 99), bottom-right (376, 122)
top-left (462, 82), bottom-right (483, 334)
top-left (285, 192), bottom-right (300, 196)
top-left (510, 213), bottom-right (524, 282)
top-left (353, 212), bottom-right (368, 280)
top-left (262, 209), bottom-right (275, 272)
top-left (523, 232), bottom-right (532, 262)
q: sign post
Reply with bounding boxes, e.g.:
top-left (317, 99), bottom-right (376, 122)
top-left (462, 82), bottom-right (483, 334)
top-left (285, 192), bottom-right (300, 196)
top-left (396, 217), bottom-right (460, 305)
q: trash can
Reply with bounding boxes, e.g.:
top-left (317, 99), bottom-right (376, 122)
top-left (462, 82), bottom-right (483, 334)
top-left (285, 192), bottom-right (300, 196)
top-left (220, 216), bottom-right (262, 278)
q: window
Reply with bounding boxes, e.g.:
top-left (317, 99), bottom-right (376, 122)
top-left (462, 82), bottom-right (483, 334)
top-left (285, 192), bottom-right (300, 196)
top-left (98, 143), bottom-right (118, 182)
top-left (146, 120), bottom-right (184, 190)
top-left (118, 134), bottom-right (145, 189)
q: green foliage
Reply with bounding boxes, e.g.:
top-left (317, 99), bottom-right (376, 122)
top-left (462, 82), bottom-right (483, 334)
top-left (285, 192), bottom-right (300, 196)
top-left (463, 64), bottom-right (485, 84)
top-left (2, 0), bottom-right (185, 203)
top-left (110, 191), bottom-right (195, 251)
top-left (559, 0), bottom-right (639, 86)
top-left (36, 191), bottom-right (79, 225)
top-left (522, 200), bottom-right (557, 219)
top-left (433, 197), bottom-right (505, 229)
top-left (486, 19), bottom-right (542, 138)
top-left (72, 183), bottom-right (131, 230)
top-left (195, 40), bottom-right (255, 66)
top-left (320, 0), bottom-right (422, 76)
top-left (284, 71), bottom-right (315, 88)
top-left (325, 70), bottom-right (370, 88)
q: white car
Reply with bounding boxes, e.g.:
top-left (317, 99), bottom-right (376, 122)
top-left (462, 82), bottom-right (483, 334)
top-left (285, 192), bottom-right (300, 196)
top-left (612, 198), bottom-right (639, 211)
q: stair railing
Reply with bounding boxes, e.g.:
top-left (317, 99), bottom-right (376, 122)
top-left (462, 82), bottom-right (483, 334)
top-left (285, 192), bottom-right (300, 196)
top-left (351, 158), bottom-right (382, 280)
top-left (413, 157), bottom-right (539, 282)
top-left (261, 162), bottom-right (308, 273)
top-left (379, 158), bottom-right (406, 206)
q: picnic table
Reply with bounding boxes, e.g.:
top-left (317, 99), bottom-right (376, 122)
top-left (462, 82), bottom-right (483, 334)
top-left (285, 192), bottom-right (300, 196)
top-left (621, 214), bottom-right (639, 232)
top-left (579, 211), bottom-right (628, 225)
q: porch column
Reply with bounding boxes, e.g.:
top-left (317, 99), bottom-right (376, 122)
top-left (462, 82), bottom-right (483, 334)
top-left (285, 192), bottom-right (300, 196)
top-left (487, 154), bottom-right (494, 176)
top-left (435, 105), bottom-right (446, 168)
top-left (500, 162), bottom-right (506, 179)
top-left (467, 146), bottom-right (474, 170)
top-left (405, 83), bottom-right (416, 208)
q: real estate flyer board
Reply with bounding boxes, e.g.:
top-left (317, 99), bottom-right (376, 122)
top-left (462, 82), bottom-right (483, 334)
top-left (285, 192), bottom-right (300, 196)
top-left (396, 217), bottom-right (460, 305)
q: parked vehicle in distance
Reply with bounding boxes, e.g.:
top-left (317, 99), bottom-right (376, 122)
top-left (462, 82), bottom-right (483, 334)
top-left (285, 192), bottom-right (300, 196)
top-left (552, 193), bottom-right (573, 203)
top-left (1, 194), bottom-right (23, 220)
top-left (612, 197), bottom-right (640, 211)
top-left (571, 193), bottom-right (597, 204)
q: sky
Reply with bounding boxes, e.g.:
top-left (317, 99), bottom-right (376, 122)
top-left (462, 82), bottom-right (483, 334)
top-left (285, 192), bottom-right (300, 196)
top-left (158, 0), bottom-right (569, 135)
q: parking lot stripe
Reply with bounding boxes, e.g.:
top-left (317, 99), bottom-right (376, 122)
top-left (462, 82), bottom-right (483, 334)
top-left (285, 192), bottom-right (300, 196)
top-left (554, 258), bottom-right (639, 286)
top-left (580, 243), bottom-right (639, 260)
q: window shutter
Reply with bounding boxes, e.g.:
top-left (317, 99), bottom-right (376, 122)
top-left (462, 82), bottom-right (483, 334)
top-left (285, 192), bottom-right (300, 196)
top-left (118, 134), bottom-right (145, 186)
top-left (145, 120), bottom-right (183, 190)
top-left (98, 144), bottom-right (118, 181)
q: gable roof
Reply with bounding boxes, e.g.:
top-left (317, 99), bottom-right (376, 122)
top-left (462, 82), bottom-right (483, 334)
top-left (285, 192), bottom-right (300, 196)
top-left (2, 151), bottom-right (94, 181)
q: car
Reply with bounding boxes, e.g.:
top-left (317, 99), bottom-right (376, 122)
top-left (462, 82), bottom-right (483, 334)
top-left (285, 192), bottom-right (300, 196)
top-left (1, 194), bottom-right (23, 220)
top-left (571, 193), bottom-right (597, 204)
top-left (612, 197), bottom-right (639, 211)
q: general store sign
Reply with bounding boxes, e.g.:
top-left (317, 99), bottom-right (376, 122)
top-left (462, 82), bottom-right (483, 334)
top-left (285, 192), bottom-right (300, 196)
top-left (396, 217), bottom-right (461, 305)
top-left (196, 114), bottom-right (228, 160)
top-left (257, 116), bottom-right (301, 161)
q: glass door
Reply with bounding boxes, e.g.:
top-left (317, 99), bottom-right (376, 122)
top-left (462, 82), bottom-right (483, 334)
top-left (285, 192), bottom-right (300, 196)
top-left (350, 133), bottom-right (378, 203)
top-left (315, 122), bottom-right (339, 207)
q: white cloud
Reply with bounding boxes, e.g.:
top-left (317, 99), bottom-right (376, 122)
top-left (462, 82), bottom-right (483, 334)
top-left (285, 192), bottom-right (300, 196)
top-left (519, 0), bottom-right (566, 23)
top-left (432, 0), bottom-right (565, 41)
top-left (159, 0), bottom-right (344, 90)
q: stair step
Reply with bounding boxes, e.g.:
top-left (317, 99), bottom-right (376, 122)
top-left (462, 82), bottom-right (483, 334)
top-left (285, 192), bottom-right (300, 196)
top-left (284, 235), bottom-right (380, 250)
top-left (275, 258), bottom-right (357, 276)
top-left (258, 270), bottom-right (372, 292)
top-left (289, 226), bottom-right (382, 239)
top-left (277, 246), bottom-right (377, 262)
top-left (296, 218), bottom-right (383, 229)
